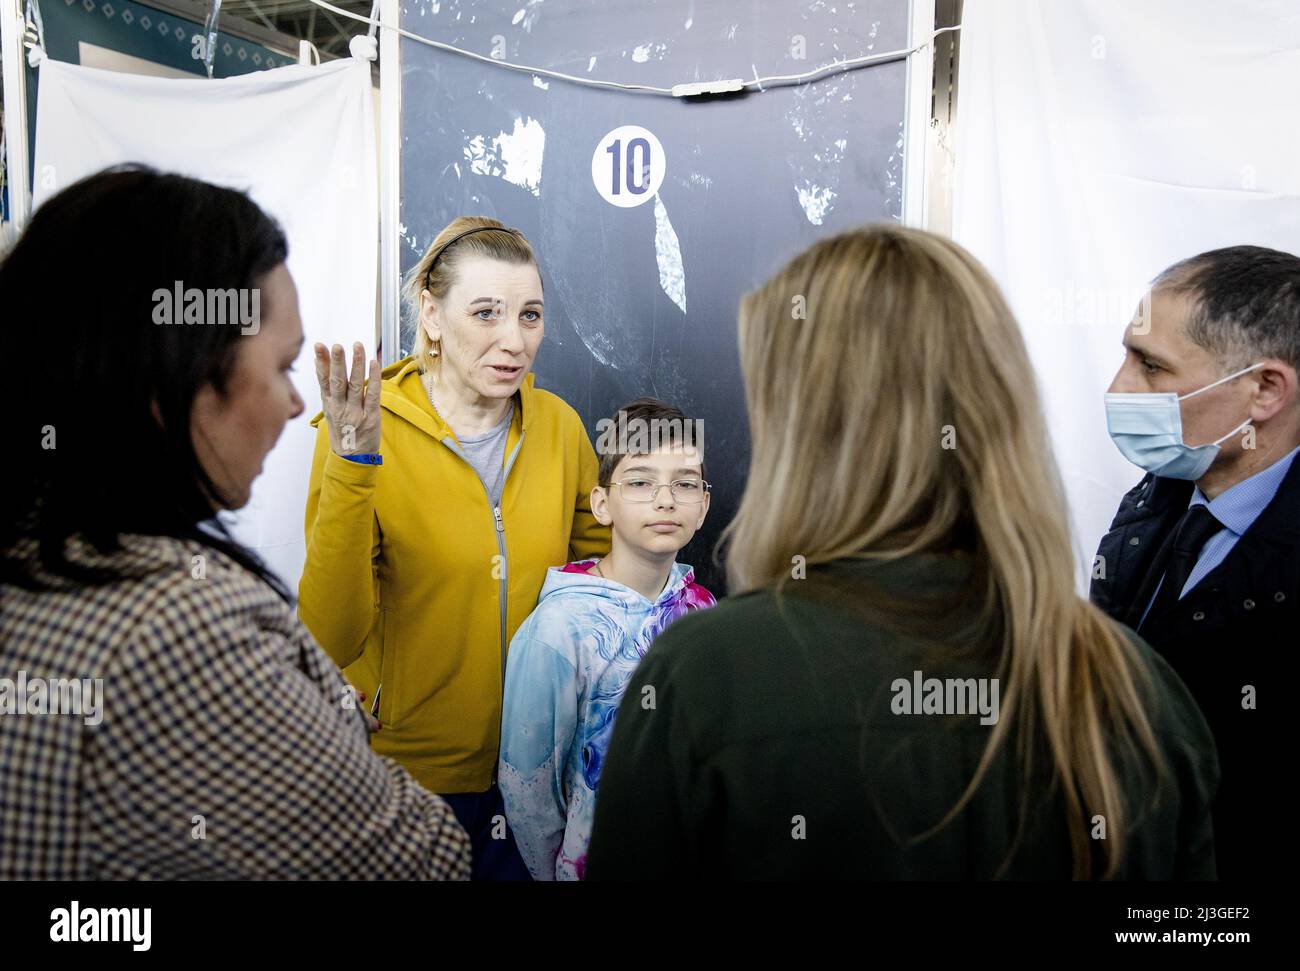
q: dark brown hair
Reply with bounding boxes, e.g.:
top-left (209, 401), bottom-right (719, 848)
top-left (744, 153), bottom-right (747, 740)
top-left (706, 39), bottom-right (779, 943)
top-left (596, 397), bottom-right (706, 487)
top-left (0, 164), bottom-right (292, 602)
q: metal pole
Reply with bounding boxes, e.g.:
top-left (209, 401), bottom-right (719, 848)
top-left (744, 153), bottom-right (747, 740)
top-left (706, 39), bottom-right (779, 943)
top-left (902, 0), bottom-right (936, 229)
top-left (2, 0), bottom-right (32, 230)
top-left (377, 0), bottom-right (400, 364)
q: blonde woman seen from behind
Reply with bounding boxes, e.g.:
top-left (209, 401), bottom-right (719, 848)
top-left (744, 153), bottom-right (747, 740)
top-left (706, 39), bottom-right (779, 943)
top-left (586, 225), bottom-right (1219, 880)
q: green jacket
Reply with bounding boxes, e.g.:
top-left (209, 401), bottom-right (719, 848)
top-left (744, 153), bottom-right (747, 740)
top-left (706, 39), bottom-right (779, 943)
top-left (586, 553), bottom-right (1219, 880)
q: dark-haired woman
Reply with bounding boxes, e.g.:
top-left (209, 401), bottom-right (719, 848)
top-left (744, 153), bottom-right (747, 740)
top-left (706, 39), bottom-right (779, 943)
top-left (0, 165), bottom-right (468, 879)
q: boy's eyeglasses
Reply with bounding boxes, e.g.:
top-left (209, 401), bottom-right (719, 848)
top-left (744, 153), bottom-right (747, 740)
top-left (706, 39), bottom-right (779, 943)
top-left (609, 478), bottom-right (710, 503)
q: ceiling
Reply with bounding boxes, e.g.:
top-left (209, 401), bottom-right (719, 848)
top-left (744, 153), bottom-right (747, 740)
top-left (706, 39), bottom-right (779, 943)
top-left (218, 0), bottom-right (375, 59)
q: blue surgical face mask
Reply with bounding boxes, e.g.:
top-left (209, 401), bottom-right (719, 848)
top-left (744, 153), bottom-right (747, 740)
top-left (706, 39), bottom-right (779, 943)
top-left (1104, 362), bottom-right (1263, 480)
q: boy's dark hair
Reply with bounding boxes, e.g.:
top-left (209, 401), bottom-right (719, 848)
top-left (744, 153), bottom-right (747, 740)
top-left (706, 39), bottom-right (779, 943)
top-left (1153, 245), bottom-right (1300, 371)
top-left (0, 164), bottom-right (293, 602)
top-left (597, 397), bottom-right (706, 487)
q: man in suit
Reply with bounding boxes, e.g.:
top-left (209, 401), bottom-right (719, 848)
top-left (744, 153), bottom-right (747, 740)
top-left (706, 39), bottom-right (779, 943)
top-left (1091, 246), bottom-right (1300, 882)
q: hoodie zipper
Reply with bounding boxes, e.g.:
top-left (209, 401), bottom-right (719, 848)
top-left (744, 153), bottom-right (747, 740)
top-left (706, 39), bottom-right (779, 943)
top-left (440, 430), bottom-right (526, 786)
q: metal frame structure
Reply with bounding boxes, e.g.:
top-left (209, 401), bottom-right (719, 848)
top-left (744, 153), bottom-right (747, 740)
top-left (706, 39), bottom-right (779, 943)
top-left (2, 0), bottom-right (32, 232)
top-left (376, 0), bottom-right (397, 363)
top-left (183, 0), bottom-right (369, 58)
top-left (902, 0), bottom-right (937, 229)
top-left (925, 0), bottom-right (963, 235)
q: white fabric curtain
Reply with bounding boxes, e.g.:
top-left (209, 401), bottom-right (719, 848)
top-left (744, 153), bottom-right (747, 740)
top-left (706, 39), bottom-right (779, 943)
top-left (32, 57), bottom-right (378, 591)
top-left (952, 0), bottom-right (1300, 589)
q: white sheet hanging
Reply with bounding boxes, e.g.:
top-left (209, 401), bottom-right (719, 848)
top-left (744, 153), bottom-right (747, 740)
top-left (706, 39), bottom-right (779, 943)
top-left (32, 56), bottom-right (378, 592)
top-left (952, 0), bottom-right (1300, 590)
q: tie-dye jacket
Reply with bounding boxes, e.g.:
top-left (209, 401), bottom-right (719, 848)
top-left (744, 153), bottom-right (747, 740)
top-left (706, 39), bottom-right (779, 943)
top-left (498, 558), bottom-right (715, 880)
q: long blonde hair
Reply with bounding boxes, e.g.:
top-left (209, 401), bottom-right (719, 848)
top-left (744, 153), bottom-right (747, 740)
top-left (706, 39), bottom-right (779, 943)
top-left (721, 225), bottom-right (1165, 878)
top-left (402, 216), bottom-right (539, 374)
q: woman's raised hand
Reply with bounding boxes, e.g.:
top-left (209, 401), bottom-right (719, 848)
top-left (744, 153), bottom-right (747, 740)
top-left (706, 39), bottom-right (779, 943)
top-left (314, 342), bottom-right (381, 456)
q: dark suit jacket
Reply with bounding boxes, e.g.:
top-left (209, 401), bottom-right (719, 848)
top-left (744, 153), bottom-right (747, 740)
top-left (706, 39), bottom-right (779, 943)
top-left (1090, 454), bottom-right (1300, 881)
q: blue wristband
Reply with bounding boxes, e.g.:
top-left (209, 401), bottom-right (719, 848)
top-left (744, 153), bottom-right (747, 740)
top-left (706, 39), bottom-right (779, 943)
top-left (339, 453), bottom-right (383, 465)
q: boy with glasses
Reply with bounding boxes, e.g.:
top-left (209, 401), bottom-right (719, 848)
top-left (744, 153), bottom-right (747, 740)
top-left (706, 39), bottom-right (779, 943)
top-left (498, 398), bottom-right (715, 880)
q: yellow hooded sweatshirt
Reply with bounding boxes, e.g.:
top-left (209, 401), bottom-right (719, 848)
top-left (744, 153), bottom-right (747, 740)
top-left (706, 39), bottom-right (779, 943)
top-left (299, 356), bottom-right (610, 793)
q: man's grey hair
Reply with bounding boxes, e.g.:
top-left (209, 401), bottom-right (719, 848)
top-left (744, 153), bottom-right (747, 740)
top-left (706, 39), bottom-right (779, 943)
top-left (1153, 245), bottom-right (1300, 372)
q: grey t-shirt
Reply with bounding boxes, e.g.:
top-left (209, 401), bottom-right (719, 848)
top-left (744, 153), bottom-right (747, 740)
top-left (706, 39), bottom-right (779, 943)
top-left (456, 399), bottom-right (515, 508)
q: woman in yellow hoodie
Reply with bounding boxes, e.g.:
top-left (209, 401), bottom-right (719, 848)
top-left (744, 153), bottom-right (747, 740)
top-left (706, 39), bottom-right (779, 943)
top-left (299, 218), bottom-right (610, 879)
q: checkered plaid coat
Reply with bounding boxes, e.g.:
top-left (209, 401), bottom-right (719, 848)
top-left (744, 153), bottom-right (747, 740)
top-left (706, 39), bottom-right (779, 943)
top-left (0, 532), bottom-right (470, 879)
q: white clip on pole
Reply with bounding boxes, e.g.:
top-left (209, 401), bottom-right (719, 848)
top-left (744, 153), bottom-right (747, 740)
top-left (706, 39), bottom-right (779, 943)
top-left (349, 34), bottom-right (378, 61)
